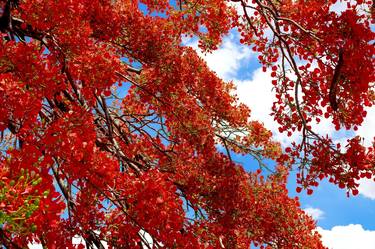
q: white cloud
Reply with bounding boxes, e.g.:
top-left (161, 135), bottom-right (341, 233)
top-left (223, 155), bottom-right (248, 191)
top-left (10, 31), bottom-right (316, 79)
top-left (355, 106), bottom-right (375, 147)
top-left (184, 35), bottom-right (252, 81)
top-left (317, 224), bottom-right (375, 249)
top-left (234, 69), bottom-right (298, 146)
top-left (312, 117), bottom-right (336, 138)
top-left (330, 0), bottom-right (372, 17)
top-left (139, 229), bottom-right (155, 248)
top-left (227, 1), bottom-right (245, 15)
top-left (235, 69), bottom-right (274, 127)
top-left (304, 207), bottom-right (325, 220)
top-left (329, 0), bottom-right (348, 14)
top-left (358, 178), bottom-right (375, 200)
top-left (28, 243), bottom-right (42, 249)
top-left (234, 67), bottom-right (339, 147)
top-left (354, 106), bottom-right (375, 200)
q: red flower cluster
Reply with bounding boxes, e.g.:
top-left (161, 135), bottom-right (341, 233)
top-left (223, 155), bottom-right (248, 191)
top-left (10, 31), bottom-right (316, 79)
top-left (1, 0), bottom-right (372, 248)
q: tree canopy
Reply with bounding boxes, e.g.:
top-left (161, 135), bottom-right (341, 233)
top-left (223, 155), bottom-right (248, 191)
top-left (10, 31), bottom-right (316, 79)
top-left (0, 0), bottom-right (374, 248)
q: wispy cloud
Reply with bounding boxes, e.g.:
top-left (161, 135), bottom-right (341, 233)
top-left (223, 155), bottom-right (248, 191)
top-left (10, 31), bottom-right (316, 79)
top-left (304, 206), bottom-right (325, 220)
top-left (358, 178), bottom-right (375, 200)
top-left (355, 106), bottom-right (375, 147)
top-left (183, 34), bottom-right (253, 81)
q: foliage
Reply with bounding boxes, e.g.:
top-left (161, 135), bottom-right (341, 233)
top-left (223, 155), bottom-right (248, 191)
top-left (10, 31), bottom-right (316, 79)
top-left (0, 0), bottom-right (373, 248)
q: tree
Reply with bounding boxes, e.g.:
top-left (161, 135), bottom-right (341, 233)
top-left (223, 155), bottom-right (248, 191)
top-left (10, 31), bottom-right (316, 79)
top-left (0, 0), bottom-right (373, 248)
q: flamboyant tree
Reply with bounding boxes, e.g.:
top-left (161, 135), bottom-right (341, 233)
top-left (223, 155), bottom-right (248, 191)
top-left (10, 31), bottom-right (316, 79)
top-left (0, 0), bottom-right (373, 248)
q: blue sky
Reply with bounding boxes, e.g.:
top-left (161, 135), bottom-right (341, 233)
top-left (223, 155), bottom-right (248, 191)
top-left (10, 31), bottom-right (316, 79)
top-left (184, 23), bottom-right (375, 247)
